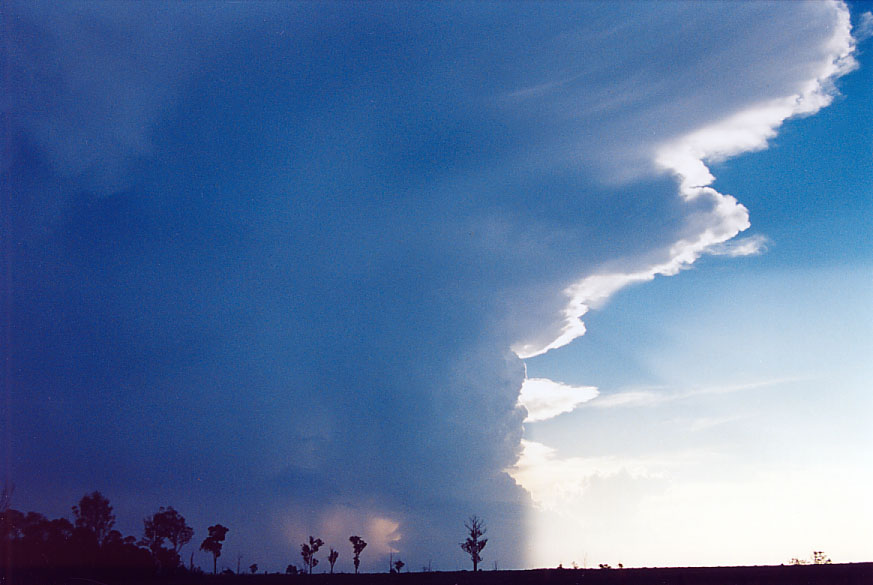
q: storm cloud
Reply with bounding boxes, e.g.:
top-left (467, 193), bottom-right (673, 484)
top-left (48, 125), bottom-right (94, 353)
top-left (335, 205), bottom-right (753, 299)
top-left (2, 0), bottom-right (858, 571)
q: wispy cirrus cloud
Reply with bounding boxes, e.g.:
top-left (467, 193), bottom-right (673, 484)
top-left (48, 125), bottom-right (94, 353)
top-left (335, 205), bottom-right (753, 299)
top-left (585, 377), bottom-right (806, 410)
top-left (856, 12), bottom-right (873, 42)
top-left (706, 234), bottom-right (770, 258)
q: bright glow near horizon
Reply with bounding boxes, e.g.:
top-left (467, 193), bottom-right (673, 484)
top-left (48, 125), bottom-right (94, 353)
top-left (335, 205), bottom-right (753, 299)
top-left (517, 264), bottom-right (873, 567)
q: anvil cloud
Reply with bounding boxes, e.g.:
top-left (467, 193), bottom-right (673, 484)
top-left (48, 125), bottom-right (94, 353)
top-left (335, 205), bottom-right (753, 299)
top-left (1, 0), bottom-right (861, 572)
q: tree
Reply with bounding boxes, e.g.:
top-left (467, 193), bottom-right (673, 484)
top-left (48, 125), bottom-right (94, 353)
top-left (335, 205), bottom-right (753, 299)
top-left (301, 535), bottom-right (324, 574)
top-left (460, 516), bottom-right (487, 572)
top-left (393, 559), bottom-right (405, 573)
top-left (812, 551), bottom-right (832, 565)
top-left (141, 506), bottom-right (193, 570)
top-left (286, 564), bottom-right (300, 575)
top-left (349, 535), bottom-right (367, 574)
top-left (0, 483), bottom-right (11, 515)
top-left (200, 524), bottom-right (229, 575)
top-left (328, 547), bottom-right (339, 574)
top-left (155, 507), bottom-right (194, 556)
top-left (791, 551), bottom-right (832, 566)
top-left (249, 563), bottom-right (258, 574)
top-left (72, 491), bottom-right (116, 547)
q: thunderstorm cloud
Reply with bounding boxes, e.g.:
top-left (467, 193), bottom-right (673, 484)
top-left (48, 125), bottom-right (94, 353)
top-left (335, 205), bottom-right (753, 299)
top-left (2, 0), bottom-right (859, 571)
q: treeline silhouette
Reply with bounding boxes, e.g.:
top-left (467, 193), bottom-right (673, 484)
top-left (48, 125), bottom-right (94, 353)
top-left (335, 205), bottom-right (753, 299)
top-left (1, 486), bottom-right (487, 583)
top-left (0, 488), bottom-right (228, 583)
top-left (1, 487), bottom-right (385, 584)
top-left (6, 487), bottom-right (871, 585)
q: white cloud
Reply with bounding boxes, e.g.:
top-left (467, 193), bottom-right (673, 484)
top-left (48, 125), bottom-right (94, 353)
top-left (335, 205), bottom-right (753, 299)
top-left (507, 440), bottom-right (699, 511)
top-left (510, 441), bottom-right (873, 567)
top-left (856, 12), bottom-right (873, 42)
top-left (518, 378), bottom-right (599, 422)
top-left (587, 389), bottom-right (668, 409)
top-left (516, 376), bottom-right (786, 423)
top-left (585, 377), bottom-right (803, 410)
top-left (513, 0), bottom-right (857, 360)
top-left (706, 234), bottom-right (769, 257)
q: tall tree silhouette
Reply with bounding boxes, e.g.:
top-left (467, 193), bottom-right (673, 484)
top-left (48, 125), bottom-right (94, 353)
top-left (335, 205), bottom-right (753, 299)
top-left (72, 491), bottom-right (115, 547)
top-left (349, 535), bottom-right (367, 574)
top-left (460, 516), bottom-right (487, 572)
top-left (141, 506), bottom-right (193, 570)
top-left (301, 536), bottom-right (324, 575)
top-left (327, 547), bottom-right (339, 574)
top-left (199, 524), bottom-right (229, 575)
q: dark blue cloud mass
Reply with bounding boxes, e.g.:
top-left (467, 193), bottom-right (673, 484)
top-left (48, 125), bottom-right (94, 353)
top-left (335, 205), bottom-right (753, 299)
top-left (1, 0), bottom-right (857, 571)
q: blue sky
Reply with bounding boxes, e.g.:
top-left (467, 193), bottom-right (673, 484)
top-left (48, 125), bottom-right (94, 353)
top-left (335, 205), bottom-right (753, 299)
top-left (518, 2), bottom-right (873, 566)
top-left (2, 0), bottom-right (871, 572)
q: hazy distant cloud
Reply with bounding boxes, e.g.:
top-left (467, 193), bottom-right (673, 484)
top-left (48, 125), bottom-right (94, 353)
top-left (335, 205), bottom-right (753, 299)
top-left (706, 234), bottom-right (769, 257)
top-left (588, 389), bottom-right (669, 410)
top-left (688, 414), bottom-right (750, 433)
top-left (855, 12), bottom-right (873, 42)
top-left (508, 440), bottom-right (700, 511)
top-left (584, 378), bottom-right (803, 410)
top-left (518, 447), bottom-right (873, 567)
top-left (518, 378), bottom-right (599, 422)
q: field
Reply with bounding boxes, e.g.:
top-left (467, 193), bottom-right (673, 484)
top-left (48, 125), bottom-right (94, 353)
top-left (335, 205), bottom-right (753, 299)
top-left (5, 563), bottom-right (872, 585)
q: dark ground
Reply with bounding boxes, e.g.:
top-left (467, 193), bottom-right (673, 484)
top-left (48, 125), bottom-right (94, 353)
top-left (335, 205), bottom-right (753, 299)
top-left (5, 563), bottom-right (872, 585)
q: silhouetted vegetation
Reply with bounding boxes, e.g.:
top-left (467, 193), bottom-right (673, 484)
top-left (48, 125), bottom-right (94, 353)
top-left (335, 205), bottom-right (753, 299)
top-left (301, 536), bottom-right (324, 575)
top-left (460, 515), bottom-right (487, 572)
top-left (143, 506), bottom-right (195, 572)
top-left (73, 490), bottom-right (116, 547)
top-left (790, 550), bottom-right (832, 565)
top-left (199, 524), bottom-right (229, 575)
top-left (1, 490), bottom-right (180, 583)
top-left (350, 535), bottom-right (367, 574)
top-left (2, 490), bottom-right (871, 584)
top-left (328, 547), bottom-right (339, 574)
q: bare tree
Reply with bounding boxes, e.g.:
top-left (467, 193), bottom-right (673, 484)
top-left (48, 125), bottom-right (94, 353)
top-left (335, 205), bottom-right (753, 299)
top-left (301, 535), bottom-right (324, 574)
top-left (460, 516), bottom-right (487, 572)
top-left (349, 535), bottom-right (367, 574)
top-left (328, 547), bottom-right (339, 573)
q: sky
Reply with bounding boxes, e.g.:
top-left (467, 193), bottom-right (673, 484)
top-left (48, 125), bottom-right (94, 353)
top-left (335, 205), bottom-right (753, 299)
top-left (2, 0), bottom-right (871, 573)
